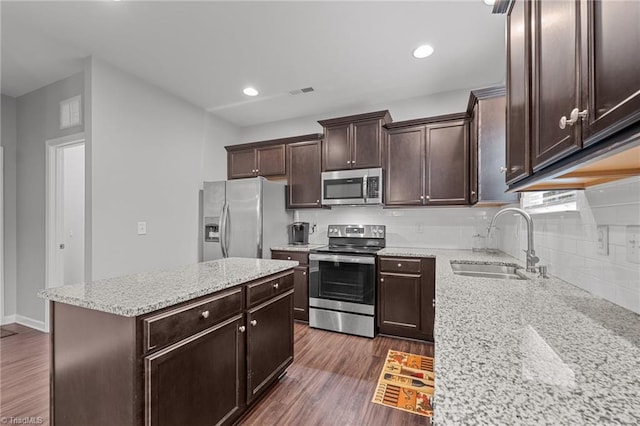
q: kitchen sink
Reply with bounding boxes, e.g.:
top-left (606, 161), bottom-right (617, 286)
top-left (450, 262), bottom-right (528, 280)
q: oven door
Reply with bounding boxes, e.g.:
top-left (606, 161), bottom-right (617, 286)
top-left (309, 253), bottom-right (375, 313)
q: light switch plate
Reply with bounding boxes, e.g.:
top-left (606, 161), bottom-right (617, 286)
top-left (596, 225), bottom-right (609, 255)
top-left (137, 221), bottom-right (147, 235)
top-left (627, 225), bottom-right (640, 264)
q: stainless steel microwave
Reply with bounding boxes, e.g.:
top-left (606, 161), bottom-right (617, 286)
top-left (321, 168), bottom-right (383, 206)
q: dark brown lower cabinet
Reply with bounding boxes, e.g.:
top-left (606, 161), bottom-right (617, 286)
top-left (246, 291), bottom-right (294, 404)
top-left (378, 256), bottom-right (435, 341)
top-left (145, 315), bottom-right (245, 426)
top-left (50, 270), bottom-right (295, 426)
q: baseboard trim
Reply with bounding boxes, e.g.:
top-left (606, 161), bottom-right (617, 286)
top-left (14, 314), bottom-right (47, 332)
top-left (2, 314), bottom-right (16, 325)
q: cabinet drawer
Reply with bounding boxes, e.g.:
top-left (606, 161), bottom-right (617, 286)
top-left (271, 250), bottom-right (309, 266)
top-left (379, 257), bottom-right (422, 274)
top-left (143, 288), bottom-right (243, 353)
top-left (247, 272), bottom-right (294, 308)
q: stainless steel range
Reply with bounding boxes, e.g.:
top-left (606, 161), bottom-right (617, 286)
top-left (308, 224), bottom-right (386, 338)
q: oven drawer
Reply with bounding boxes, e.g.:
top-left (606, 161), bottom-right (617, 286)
top-left (143, 287), bottom-right (243, 353)
top-left (271, 250), bottom-right (309, 266)
top-left (247, 272), bottom-right (294, 308)
top-left (379, 257), bottom-right (422, 274)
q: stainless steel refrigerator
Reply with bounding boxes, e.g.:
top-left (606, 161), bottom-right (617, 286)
top-left (200, 177), bottom-right (291, 261)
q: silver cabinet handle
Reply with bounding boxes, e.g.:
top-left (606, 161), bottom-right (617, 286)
top-left (500, 166), bottom-right (507, 173)
top-left (559, 108), bottom-right (585, 129)
top-left (471, 191), bottom-right (476, 196)
top-left (273, 282), bottom-right (279, 289)
top-left (239, 325), bottom-right (246, 333)
top-left (201, 310), bottom-right (210, 319)
top-left (250, 320), bottom-right (257, 326)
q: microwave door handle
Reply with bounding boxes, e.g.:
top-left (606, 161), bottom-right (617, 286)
top-left (362, 174), bottom-right (368, 203)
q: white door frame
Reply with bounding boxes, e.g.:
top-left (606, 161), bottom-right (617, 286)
top-left (1, 146), bottom-right (4, 325)
top-left (45, 133), bottom-right (85, 332)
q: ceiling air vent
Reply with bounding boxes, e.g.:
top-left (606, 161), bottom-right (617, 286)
top-left (289, 87), bottom-right (314, 95)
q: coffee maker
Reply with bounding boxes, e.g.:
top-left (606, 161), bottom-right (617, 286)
top-left (289, 222), bottom-right (310, 245)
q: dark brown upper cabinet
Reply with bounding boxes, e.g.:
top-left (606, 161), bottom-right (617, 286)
top-left (287, 138), bottom-right (323, 208)
top-left (505, 0), bottom-right (531, 184)
top-left (497, 0), bottom-right (640, 191)
top-left (227, 144), bottom-right (286, 179)
top-left (531, 0), bottom-right (582, 171)
top-left (318, 110), bottom-right (392, 171)
top-left (384, 114), bottom-right (470, 206)
top-left (580, 1), bottom-right (640, 145)
top-left (467, 86), bottom-right (519, 205)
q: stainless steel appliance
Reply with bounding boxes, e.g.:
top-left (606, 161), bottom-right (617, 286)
top-left (200, 177), bottom-right (291, 260)
top-left (289, 222), bottom-right (310, 245)
top-left (321, 168), bottom-right (383, 206)
top-left (309, 224), bottom-right (386, 338)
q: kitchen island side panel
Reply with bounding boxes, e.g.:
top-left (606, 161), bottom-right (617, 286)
top-left (52, 302), bottom-right (137, 426)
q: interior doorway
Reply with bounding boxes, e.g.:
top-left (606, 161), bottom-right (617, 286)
top-left (45, 134), bottom-right (85, 332)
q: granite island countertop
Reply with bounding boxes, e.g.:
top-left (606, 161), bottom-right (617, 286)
top-left (38, 257), bottom-right (298, 317)
top-left (406, 248), bottom-right (640, 425)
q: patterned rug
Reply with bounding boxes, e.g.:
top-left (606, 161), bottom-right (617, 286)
top-left (372, 349), bottom-right (435, 418)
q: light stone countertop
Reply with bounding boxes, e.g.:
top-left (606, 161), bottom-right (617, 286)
top-left (38, 257), bottom-right (298, 317)
top-left (270, 244), bottom-right (325, 252)
top-left (409, 248), bottom-right (640, 425)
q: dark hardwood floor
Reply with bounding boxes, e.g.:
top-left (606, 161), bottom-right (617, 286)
top-left (0, 322), bottom-right (433, 425)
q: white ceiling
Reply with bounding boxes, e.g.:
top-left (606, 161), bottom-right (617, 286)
top-left (1, 1), bottom-right (506, 127)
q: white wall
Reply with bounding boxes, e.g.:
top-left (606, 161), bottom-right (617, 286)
top-left (15, 72), bottom-right (85, 325)
top-left (62, 144), bottom-right (85, 285)
top-left (1, 95), bottom-right (18, 322)
top-left (498, 177), bottom-right (640, 315)
top-left (237, 88), bottom-right (473, 143)
top-left (89, 58), bottom-right (239, 280)
top-left (298, 206), bottom-right (500, 249)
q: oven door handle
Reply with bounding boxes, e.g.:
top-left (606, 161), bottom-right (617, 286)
top-left (309, 253), bottom-right (375, 265)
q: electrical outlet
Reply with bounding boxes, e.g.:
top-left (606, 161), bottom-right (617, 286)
top-left (627, 226), bottom-right (640, 264)
top-left (137, 221), bottom-right (147, 235)
top-left (596, 225), bottom-right (609, 255)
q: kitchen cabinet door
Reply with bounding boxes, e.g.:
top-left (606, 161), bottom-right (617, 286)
top-left (293, 266), bottom-right (309, 322)
top-left (470, 102), bottom-right (479, 204)
top-left (425, 120), bottom-right (470, 205)
top-left (385, 126), bottom-right (425, 206)
top-left (145, 316), bottom-right (245, 426)
top-left (246, 291), bottom-right (294, 404)
top-left (256, 144), bottom-right (286, 177)
top-left (581, 1), bottom-right (640, 145)
top-left (531, 0), bottom-right (582, 171)
top-left (287, 140), bottom-right (322, 208)
top-left (228, 149), bottom-right (256, 179)
top-left (379, 273), bottom-right (421, 335)
top-left (351, 119), bottom-right (383, 169)
top-left (322, 123), bottom-right (351, 171)
top-left (506, 0), bottom-right (531, 184)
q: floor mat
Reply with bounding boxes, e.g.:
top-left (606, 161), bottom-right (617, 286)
top-left (371, 349), bottom-right (434, 418)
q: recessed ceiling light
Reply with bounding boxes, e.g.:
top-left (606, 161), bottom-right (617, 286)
top-left (412, 44), bottom-right (434, 59)
top-left (243, 87), bottom-right (259, 97)
top-left (483, 0), bottom-right (496, 5)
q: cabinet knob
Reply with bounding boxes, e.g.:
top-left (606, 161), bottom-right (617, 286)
top-left (287, 256), bottom-right (291, 260)
top-left (303, 271), bottom-right (306, 276)
top-left (347, 161), bottom-right (351, 165)
top-left (380, 278), bottom-right (384, 282)
top-left (273, 282), bottom-right (279, 289)
top-left (432, 299), bottom-right (436, 308)
top-left (500, 166), bottom-right (507, 173)
top-left (559, 108), bottom-right (582, 129)
top-left (426, 195), bottom-right (430, 200)
top-left (239, 325), bottom-right (246, 333)
top-left (201, 310), bottom-right (210, 319)
top-left (471, 191), bottom-right (476, 196)
top-left (420, 195), bottom-right (424, 200)
top-left (398, 263), bottom-right (402, 267)
top-left (256, 169), bottom-right (259, 173)
top-left (316, 200), bottom-right (320, 204)
top-left (250, 320), bottom-right (257, 326)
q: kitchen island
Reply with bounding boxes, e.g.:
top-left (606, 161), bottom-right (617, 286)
top-left (380, 248), bottom-right (640, 425)
top-left (39, 257), bottom-right (298, 426)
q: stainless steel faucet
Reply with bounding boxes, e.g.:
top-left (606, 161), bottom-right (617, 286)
top-left (487, 207), bottom-right (540, 272)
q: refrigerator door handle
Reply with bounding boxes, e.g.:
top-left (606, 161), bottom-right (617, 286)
top-left (220, 201), bottom-right (229, 258)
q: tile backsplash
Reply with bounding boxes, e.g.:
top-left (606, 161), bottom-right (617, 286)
top-left (295, 206), bottom-right (500, 249)
top-left (497, 177), bottom-right (640, 315)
